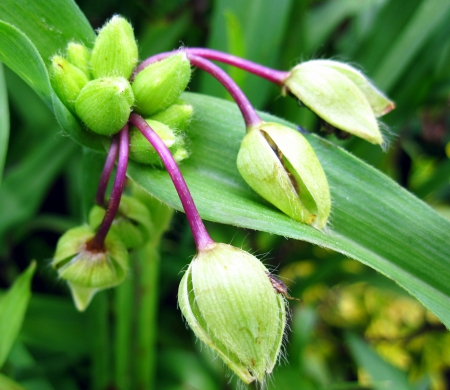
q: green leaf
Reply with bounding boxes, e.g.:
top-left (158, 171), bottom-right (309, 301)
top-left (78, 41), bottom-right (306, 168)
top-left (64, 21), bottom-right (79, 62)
top-left (0, 134), bottom-right (78, 243)
top-left (372, 0), bottom-right (450, 91)
top-left (0, 0), bottom-right (95, 64)
top-left (0, 21), bottom-right (51, 104)
top-left (0, 21), bottom-right (103, 149)
top-left (0, 63), bottom-right (8, 185)
top-left (0, 261), bottom-right (36, 368)
top-left (346, 332), bottom-right (415, 390)
top-left (128, 92), bottom-right (450, 328)
top-left (200, 0), bottom-right (293, 107)
top-left (0, 374), bottom-right (27, 390)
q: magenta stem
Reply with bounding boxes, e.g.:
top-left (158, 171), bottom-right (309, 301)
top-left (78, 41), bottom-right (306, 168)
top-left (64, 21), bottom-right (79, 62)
top-left (188, 54), bottom-right (262, 128)
top-left (89, 124), bottom-right (129, 250)
top-left (95, 135), bottom-right (120, 207)
top-left (134, 48), bottom-right (289, 85)
top-left (129, 113), bottom-right (214, 251)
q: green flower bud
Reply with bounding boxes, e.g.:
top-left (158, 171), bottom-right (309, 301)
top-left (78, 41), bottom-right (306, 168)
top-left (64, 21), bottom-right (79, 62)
top-left (132, 53), bottom-right (191, 116)
top-left (49, 55), bottom-right (89, 112)
top-left (149, 100), bottom-right (194, 130)
top-left (178, 243), bottom-right (286, 384)
top-left (90, 15), bottom-right (138, 79)
top-left (89, 195), bottom-right (153, 249)
top-left (52, 225), bottom-right (129, 311)
top-left (237, 122), bottom-right (331, 229)
top-left (129, 119), bottom-right (189, 166)
top-left (75, 77), bottom-right (134, 136)
top-left (66, 41), bottom-right (92, 78)
top-left (283, 60), bottom-right (395, 145)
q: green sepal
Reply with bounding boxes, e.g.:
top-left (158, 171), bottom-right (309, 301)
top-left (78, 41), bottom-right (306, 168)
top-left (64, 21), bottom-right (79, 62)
top-left (66, 41), bottom-right (92, 79)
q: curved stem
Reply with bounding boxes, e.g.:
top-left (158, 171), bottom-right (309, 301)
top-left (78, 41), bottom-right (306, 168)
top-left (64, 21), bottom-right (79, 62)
top-left (134, 48), bottom-right (289, 85)
top-left (89, 125), bottom-right (129, 250)
top-left (187, 54), bottom-right (262, 128)
top-left (129, 113), bottom-right (214, 251)
top-left (96, 135), bottom-right (120, 207)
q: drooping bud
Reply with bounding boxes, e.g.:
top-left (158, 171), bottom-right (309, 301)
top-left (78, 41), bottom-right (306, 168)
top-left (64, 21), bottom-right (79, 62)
top-left (90, 15), bottom-right (138, 79)
top-left (129, 119), bottom-right (189, 165)
top-left (49, 55), bottom-right (89, 112)
top-left (52, 225), bottom-right (129, 311)
top-left (89, 195), bottom-right (153, 249)
top-left (75, 77), bottom-right (134, 136)
top-left (66, 42), bottom-right (92, 78)
top-left (282, 60), bottom-right (395, 145)
top-left (132, 53), bottom-right (191, 116)
top-left (237, 122), bottom-right (331, 229)
top-left (178, 242), bottom-right (286, 384)
top-left (149, 100), bottom-right (194, 130)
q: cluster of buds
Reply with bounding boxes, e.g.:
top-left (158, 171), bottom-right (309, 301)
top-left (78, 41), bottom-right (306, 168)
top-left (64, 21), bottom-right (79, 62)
top-left (50, 15), bottom-right (394, 384)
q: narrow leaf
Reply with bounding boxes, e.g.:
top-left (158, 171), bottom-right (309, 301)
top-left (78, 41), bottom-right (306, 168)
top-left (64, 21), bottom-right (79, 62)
top-left (128, 92), bottom-right (450, 328)
top-left (346, 332), bottom-right (415, 390)
top-left (0, 261), bottom-right (36, 368)
top-left (0, 0), bottom-right (95, 64)
top-left (0, 62), bottom-right (8, 185)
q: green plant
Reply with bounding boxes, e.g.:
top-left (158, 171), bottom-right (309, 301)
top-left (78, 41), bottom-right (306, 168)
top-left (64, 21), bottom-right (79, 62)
top-left (1, 1), bottom-right (449, 389)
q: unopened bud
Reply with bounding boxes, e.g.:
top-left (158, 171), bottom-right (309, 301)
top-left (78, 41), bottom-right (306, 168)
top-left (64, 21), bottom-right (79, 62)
top-left (149, 100), bottom-right (194, 130)
top-left (129, 119), bottom-right (189, 165)
top-left (132, 53), bottom-right (191, 116)
top-left (50, 55), bottom-right (89, 112)
top-left (178, 243), bottom-right (286, 384)
top-left (66, 42), bottom-right (92, 78)
top-left (283, 60), bottom-right (395, 145)
top-left (90, 15), bottom-right (138, 79)
top-left (75, 77), bottom-right (134, 136)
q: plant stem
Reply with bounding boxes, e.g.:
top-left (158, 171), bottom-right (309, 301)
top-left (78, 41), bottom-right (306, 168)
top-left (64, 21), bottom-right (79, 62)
top-left (129, 113), bottom-right (214, 251)
top-left (95, 135), bottom-right (119, 207)
top-left (88, 125), bottom-right (129, 251)
top-left (186, 54), bottom-right (262, 128)
top-left (134, 48), bottom-right (289, 85)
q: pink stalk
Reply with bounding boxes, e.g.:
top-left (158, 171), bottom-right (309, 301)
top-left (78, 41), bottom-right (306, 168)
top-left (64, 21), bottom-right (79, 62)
top-left (134, 48), bottom-right (289, 85)
top-left (129, 113), bottom-right (214, 251)
top-left (88, 124), bottom-right (129, 251)
top-left (95, 135), bottom-right (120, 207)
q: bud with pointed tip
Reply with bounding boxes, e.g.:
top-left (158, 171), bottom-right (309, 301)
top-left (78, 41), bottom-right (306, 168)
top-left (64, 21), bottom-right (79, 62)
top-left (132, 53), bottom-right (191, 116)
top-left (237, 122), bottom-right (331, 229)
top-left (129, 119), bottom-right (189, 166)
top-left (89, 195), bottom-right (153, 249)
top-left (149, 100), bottom-right (194, 130)
top-left (66, 42), bottom-right (92, 78)
top-left (282, 60), bottom-right (395, 145)
top-left (90, 15), bottom-right (138, 79)
top-left (178, 242), bottom-right (286, 384)
top-left (50, 55), bottom-right (89, 112)
top-left (75, 77), bottom-right (134, 136)
top-left (52, 225), bottom-right (129, 311)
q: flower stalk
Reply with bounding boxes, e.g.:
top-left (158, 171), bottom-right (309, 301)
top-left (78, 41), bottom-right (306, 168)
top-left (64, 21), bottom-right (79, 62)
top-left (95, 134), bottom-right (119, 207)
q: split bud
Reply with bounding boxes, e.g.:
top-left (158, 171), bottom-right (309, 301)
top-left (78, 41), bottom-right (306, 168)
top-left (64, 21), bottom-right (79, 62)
top-left (282, 60), bottom-right (395, 145)
top-left (52, 225), bottom-right (129, 311)
top-left (132, 53), bottom-right (192, 116)
top-left (178, 242), bottom-right (286, 384)
top-left (237, 122), bottom-right (331, 229)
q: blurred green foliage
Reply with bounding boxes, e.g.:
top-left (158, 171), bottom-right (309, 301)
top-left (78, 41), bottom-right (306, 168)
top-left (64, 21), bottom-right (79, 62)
top-left (0, 0), bottom-right (449, 389)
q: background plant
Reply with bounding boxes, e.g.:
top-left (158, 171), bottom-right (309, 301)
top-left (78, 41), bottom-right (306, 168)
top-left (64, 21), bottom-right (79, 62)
top-left (0, 0), bottom-right (450, 389)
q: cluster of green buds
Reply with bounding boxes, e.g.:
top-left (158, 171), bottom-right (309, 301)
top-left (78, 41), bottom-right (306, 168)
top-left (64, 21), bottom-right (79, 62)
top-left (49, 15), bottom-right (394, 385)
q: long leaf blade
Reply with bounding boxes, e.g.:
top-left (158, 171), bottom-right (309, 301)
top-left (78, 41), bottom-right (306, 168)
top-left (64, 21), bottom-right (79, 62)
top-left (127, 92), bottom-right (450, 328)
top-left (0, 262), bottom-right (36, 368)
top-left (0, 63), bottom-right (8, 185)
